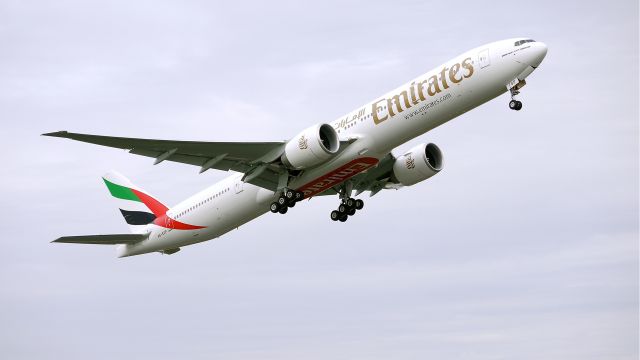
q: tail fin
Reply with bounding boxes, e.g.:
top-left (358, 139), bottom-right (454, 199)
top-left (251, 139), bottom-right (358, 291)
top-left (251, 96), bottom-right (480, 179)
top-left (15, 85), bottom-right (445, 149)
top-left (102, 171), bottom-right (168, 234)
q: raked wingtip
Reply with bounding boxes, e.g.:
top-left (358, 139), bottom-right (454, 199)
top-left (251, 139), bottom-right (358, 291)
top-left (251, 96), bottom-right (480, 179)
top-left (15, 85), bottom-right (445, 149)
top-left (41, 131), bottom-right (69, 137)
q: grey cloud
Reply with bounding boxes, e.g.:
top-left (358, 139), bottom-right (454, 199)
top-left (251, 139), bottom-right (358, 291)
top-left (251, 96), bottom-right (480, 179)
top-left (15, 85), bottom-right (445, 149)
top-left (0, 0), bottom-right (637, 359)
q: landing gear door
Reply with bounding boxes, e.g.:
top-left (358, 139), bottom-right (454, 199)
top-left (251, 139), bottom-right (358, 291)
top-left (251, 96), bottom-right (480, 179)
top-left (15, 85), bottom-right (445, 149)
top-left (478, 49), bottom-right (490, 69)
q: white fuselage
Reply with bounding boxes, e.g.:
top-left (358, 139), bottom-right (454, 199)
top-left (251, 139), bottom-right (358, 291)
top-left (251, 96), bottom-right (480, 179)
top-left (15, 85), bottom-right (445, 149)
top-left (117, 38), bottom-right (547, 257)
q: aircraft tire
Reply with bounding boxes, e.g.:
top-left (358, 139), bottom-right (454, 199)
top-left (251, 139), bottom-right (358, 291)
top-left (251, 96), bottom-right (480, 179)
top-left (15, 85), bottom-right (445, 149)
top-left (345, 198), bottom-right (355, 208)
top-left (285, 189), bottom-right (295, 200)
top-left (515, 101), bottom-right (523, 110)
top-left (270, 202), bottom-right (279, 213)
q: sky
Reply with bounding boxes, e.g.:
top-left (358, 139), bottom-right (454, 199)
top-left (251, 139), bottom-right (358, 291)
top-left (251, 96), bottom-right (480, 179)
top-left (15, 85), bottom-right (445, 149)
top-left (0, 0), bottom-right (638, 359)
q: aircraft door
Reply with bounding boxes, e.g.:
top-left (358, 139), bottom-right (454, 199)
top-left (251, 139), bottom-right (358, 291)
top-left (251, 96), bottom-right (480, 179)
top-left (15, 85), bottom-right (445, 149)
top-left (235, 179), bottom-right (244, 194)
top-left (478, 48), bottom-right (490, 69)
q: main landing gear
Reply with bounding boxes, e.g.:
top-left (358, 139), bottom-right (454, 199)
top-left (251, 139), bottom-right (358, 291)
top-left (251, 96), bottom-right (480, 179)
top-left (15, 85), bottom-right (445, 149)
top-left (268, 182), bottom-right (366, 223)
top-left (330, 197), bottom-right (364, 222)
top-left (270, 189), bottom-right (304, 215)
top-left (329, 181), bottom-right (365, 222)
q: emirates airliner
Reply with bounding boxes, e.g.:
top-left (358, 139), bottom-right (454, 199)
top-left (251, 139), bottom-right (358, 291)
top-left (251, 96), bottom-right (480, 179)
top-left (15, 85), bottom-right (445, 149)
top-left (45, 38), bottom-right (548, 257)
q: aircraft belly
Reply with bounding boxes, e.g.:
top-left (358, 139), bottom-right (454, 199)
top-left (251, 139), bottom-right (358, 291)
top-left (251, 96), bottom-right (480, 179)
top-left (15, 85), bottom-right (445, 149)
top-left (290, 135), bottom-right (383, 197)
top-left (173, 183), bottom-right (272, 249)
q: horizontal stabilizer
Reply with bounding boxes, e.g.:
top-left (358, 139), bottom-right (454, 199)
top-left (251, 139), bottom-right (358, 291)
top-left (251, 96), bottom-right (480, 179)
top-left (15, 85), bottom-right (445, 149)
top-left (52, 233), bottom-right (148, 245)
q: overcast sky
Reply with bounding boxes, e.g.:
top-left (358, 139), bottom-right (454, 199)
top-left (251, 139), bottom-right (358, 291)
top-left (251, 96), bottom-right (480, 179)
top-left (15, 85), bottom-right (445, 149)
top-left (0, 0), bottom-right (637, 359)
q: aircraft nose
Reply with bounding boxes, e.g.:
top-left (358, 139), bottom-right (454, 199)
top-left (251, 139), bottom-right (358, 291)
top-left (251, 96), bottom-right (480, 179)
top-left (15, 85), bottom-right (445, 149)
top-left (526, 42), bottom-right (548, 68)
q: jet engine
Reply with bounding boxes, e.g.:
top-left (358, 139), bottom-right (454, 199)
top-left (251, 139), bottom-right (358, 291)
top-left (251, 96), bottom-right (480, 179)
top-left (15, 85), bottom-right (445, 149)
top-left (392, 143), bottom-right (443, 186)
top-left (281, 123), bottom-right (340, 169)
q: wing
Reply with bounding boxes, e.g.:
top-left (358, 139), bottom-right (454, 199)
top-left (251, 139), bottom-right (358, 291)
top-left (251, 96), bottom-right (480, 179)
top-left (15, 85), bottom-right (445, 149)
top-left (52, 234), bottom-right (148, 245)
top-left (42, 131), bottom-right (287, 190)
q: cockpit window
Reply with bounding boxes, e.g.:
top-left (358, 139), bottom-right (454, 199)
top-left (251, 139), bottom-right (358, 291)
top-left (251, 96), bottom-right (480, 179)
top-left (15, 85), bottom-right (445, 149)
top-left (515, 39), bottom-right (536, 46)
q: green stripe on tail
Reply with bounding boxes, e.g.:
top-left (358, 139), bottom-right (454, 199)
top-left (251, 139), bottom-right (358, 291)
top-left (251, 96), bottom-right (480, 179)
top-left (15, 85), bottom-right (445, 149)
top-left (102, 178), bottom-right (141, 202)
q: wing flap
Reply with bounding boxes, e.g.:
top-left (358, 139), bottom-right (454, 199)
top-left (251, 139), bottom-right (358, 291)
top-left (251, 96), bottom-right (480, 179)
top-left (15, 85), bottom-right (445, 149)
top-left (52, 234), bottom-right (148, 245)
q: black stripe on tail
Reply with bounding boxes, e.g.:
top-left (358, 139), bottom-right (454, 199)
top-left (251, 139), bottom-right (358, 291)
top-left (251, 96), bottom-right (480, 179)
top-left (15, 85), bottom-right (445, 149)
top-left (119, 209), bottom-right (156, 225)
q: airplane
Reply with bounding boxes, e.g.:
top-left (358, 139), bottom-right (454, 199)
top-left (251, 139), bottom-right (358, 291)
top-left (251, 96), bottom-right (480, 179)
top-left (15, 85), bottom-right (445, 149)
top-left (44, 38), bottom-right (548, 257)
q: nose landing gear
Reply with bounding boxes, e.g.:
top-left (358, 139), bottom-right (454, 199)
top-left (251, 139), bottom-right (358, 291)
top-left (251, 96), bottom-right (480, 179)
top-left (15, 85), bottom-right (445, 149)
top-left (508, 79), bottom-right (525, 111)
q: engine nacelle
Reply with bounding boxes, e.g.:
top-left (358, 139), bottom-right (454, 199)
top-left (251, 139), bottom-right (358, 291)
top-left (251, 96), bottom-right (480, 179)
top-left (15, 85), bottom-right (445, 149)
top-left (392, 143), bottom-right (444, 186)
top-left (281, 123), bottom-right (340, 169)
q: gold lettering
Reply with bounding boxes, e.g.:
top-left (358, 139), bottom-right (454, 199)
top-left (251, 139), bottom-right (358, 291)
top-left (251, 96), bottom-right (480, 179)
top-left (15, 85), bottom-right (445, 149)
top-left (427, 75), bottom-right (441, 96)
top-left (417, 79), bottom-right (429, 101)
top-left (409, 82), bottom-right (420, 105)
top-left (372, 99), bottom-right (388, 124)
top-left (448, 63), bottom-right (462, 84)
top-left (439, 66), bottom-right (449, 89)
top-left (462, 57), bottom-right (474, 78)
top-left (371, 59), bottom-right (474, 126)
top-left (387, 90), bottom-right (411, 116)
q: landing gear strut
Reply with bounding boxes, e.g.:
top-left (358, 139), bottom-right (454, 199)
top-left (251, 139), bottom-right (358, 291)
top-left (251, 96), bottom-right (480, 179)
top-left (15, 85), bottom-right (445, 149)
top-left (270, 189), bottom-right (304, 214)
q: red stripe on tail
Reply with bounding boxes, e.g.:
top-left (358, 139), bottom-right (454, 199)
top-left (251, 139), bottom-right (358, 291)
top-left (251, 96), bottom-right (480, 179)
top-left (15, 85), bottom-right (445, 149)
top-left (131, 189), bottom-right (169, 217)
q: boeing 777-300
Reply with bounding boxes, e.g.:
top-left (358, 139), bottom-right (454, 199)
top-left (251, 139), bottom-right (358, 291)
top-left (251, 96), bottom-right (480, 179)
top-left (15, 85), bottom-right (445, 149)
top-left (44, 38), bottom-right (548, 257)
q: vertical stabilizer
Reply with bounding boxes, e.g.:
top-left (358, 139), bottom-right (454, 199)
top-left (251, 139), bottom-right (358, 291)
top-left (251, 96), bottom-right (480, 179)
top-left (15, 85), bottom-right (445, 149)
top-left (102, 171), bottom-right (168, 234)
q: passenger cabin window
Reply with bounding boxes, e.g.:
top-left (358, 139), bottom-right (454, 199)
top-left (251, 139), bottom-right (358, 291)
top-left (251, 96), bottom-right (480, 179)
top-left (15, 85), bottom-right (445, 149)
top-left (514, 39), bottom-right (535, 46)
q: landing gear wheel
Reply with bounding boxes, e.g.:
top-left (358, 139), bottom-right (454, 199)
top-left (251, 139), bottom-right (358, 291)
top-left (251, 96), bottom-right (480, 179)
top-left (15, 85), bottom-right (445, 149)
top-left (338, 204), bottom-right (348, 213)
top-left (339, 214), bottom-right (348, 222)
top-left (347, 208), bottom-right (356, 216)
top-left (277, 196), bottom-right (287, 206)
top-left (270, 202), bottom-right (279, 213)
top-left (294, 191), bottom-right (304, 201)
top-left (355, 199), bottom-right (364, 210)
top-left (330, 210), bottom-right (340, 221)
top-left (345, 198), bottom-right (355, 208)
top-left (285, 189), bottom-right (295, 200)
top-left (288, 201), bottom-right (296, 208)
top-left (509, 100), bottom-right (523, 111)
top-left (278, 206), bottom-right (288, 214)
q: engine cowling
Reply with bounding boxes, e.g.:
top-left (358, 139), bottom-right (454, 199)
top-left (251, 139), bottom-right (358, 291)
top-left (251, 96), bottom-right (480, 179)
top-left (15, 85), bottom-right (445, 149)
top-left (392, 143), bottom-right (444, 186)
top-left (281, 123), bottom-right (340, 169)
